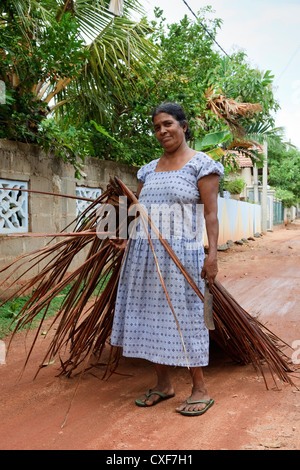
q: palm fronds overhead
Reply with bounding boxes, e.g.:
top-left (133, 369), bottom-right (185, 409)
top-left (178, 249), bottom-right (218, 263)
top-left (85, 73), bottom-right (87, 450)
top-left (1, 0), bottom-right (156, 124)
top-left (0, 178), bottom-right (297, 388)
top-left (51, 0), bottom-right (157, 121)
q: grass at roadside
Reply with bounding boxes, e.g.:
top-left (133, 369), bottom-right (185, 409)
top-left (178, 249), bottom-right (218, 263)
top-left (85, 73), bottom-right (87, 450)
top-left (0, 285), bottom-right (71, 340)
top-left (0, 273), bottom-right (112, 340)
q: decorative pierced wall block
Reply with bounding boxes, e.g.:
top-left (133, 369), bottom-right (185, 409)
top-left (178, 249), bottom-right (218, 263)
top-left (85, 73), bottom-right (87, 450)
top-left (76, 186), bottom-right (102, 217)
top-left (0, 180), bottom-right (28, 233)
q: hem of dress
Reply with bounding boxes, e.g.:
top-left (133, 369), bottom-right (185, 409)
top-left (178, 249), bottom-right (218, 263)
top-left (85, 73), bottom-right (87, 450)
top-left (110, 343), bottom-right (209, 368)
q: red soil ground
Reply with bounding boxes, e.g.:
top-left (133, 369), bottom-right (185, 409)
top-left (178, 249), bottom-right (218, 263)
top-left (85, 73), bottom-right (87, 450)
top-left (0, 221), bottom-right (300, 450)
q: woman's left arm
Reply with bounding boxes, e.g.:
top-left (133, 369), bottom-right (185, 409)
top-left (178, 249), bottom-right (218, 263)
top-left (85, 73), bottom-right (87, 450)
top-left (197, 173), bottom-right (220, 287)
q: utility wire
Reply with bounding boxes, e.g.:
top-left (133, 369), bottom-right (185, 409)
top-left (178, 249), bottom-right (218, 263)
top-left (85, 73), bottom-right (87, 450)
top-left (181, 0), bottom-right (231, 59)
top-left (275, 44), bottom-right (300, 83)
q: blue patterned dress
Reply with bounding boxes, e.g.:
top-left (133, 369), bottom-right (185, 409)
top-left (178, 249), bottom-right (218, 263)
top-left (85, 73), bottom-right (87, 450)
top-left (110, 152), bottom-right (224, 367)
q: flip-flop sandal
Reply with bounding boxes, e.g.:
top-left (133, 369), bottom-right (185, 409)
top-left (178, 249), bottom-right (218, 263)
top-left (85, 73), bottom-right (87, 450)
top-left (176, 398), bottom-right (214, 416)
top-left (135, 389), bottom-right (175, 407)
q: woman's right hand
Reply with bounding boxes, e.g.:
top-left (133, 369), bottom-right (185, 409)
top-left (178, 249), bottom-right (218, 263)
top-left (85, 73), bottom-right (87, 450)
top-left (108, 236), bottom-right (128, 251)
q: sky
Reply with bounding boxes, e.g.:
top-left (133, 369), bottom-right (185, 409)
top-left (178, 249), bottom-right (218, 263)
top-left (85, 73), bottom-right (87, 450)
top-left (141, 0), bottom-right (300, 150)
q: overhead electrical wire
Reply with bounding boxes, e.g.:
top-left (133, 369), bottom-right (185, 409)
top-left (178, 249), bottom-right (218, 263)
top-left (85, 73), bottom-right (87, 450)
top-left (181, 0), bottom-right (231, 59)
top-left (275, 44), bottom-right (300, 83)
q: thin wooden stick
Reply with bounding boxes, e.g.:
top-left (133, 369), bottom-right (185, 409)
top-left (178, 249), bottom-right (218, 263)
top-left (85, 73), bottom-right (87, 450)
top-left (0, 187), bottom-right (94, 202)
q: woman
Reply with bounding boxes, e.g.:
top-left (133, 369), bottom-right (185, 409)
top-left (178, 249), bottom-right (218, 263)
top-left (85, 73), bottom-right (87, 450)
top-left (110, 102), bottom-right (224, 416)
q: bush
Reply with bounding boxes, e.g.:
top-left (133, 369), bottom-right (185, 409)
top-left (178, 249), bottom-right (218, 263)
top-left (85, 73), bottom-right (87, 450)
top-left (274, 188), bottom-right (297, 208)
top-left (223, 177), bottom-right (246, 195)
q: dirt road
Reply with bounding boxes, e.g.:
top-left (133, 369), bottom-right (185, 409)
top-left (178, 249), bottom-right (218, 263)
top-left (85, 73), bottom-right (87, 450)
top-left (0, 221), bottom-right (300, 450)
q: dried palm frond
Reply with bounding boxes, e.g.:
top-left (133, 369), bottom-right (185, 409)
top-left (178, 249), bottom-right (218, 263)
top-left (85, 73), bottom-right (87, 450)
top-left (0, 178), bottom-right (296, 388)
top-left (0, 181), bottom-right (126, 378)
top-left (226, 139), bottom-right (264, 166)
top-left (205, 86), bottom-right (263, 138)
top-left (209, 281), bottom-right (295, 389)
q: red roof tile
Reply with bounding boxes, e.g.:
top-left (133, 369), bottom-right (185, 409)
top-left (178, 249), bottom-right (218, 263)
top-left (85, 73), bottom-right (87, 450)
top-left (238, 154), bottom-right (253, 168)
top-left (225, 150), bottom-right (253, 168)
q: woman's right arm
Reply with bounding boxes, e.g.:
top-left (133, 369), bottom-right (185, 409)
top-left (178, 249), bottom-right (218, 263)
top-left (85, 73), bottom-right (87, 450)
top-left (136, 182), bottom-right (144, 198)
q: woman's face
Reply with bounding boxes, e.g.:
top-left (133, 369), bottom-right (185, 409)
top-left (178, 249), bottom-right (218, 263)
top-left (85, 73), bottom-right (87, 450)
top-left (153, 112), bottom-right (187, 152)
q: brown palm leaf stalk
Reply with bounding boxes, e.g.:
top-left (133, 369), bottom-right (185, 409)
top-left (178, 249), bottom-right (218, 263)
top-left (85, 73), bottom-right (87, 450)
top-left (0, 178), bottom-right (296, 388)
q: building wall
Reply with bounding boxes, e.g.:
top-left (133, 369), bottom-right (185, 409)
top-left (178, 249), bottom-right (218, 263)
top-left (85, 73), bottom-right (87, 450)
top-left (204, 197), bottom-right (261, 246)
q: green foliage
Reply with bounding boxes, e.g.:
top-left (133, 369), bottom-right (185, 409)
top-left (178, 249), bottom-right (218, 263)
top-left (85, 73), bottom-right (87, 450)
top-left (0, 0), bottom-right (155, 175)
top-left (268, 149), bottom-right (300, 204)
top-left (209, 54), bottom-right (279, 127)
top-left (0, 2), bottom-right (284, 179)
top-left (266, 133), bottom-right (300, 205)
top-left (274, 188), bottom-right (297, 208)
top-left (37, 117), bottom-right (117, 178)
top-left (195, 130), bottom-right (231, 151)
top-left (55, 7), bottom-right (227, 166)
top-left (0, 284), bottom-right (70, 339)
top-left (78, 7), bottom-right (280, 167)
top-left (223, 177), bottom-right (246, 195)
top-left (0, 6), bottom-right (87, 144)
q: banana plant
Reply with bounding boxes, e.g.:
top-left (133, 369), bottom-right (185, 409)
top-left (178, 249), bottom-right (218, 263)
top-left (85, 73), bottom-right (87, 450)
top-left (195, 130), bottom-right (231, 152)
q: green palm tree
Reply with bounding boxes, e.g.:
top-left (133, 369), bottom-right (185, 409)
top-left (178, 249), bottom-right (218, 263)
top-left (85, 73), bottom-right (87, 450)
top-left (0, 0), bottom-right (156, 127)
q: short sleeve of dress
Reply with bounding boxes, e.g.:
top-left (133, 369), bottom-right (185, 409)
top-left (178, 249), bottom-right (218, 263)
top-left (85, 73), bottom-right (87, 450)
top-left (137, 159), bottom-right (158, 183)
top-left (196, 152), bottom-right (224, 181)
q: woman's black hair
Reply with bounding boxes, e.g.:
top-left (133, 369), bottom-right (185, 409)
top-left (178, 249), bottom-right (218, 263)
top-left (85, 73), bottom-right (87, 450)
top-left (151, 102), bottom-right (192, 141)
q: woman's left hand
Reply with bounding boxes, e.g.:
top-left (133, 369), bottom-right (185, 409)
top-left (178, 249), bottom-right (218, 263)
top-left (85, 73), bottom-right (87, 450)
top-left (201, 256), bottom-right (218, 287)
